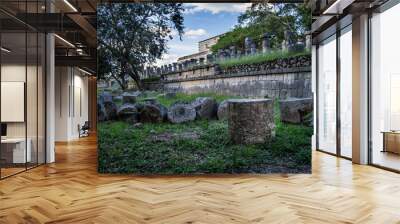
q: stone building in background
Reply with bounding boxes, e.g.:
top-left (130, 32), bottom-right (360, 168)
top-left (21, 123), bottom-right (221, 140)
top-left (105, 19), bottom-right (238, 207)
top-left (177, 33), bottom-right (224, 63)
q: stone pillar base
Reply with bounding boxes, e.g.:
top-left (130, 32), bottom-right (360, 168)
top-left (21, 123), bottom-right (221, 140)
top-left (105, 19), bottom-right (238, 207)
top-left (228, 99), bottom-right (275, 144)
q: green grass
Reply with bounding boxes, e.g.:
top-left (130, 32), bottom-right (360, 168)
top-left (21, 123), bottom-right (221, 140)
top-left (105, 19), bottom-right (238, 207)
top-left (98, 99), bottom-right (312, 174)
top-left (137, 92), bottom-right (240, 107)
top-left (217, 50), bottom-right (311, 69)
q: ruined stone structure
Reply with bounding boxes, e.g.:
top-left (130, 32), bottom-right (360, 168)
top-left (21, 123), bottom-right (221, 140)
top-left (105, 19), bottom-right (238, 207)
top-left (228, 99), bottom-right (275, 144)
top-left (140, 31), bottom-right (311, 98)
top-left (143, 55), bottom-right (312, 99)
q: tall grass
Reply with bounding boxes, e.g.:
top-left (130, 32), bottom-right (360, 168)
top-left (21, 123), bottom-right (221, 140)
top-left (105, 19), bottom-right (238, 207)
top-left (138, 92), bottom-right (241, 107)
top-left (217, 49), bottom-right (311, 69)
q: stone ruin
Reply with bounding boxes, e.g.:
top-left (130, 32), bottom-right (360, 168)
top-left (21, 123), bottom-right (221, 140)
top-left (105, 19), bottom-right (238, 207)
top-left (228, 99), bottom-right (275, 144)
top-left (142, 31), bottom-right (310, 79)
top-left (98, 90), bottom-right (315, 145)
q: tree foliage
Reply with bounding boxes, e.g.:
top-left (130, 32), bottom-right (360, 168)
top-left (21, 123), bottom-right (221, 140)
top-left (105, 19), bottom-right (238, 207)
top-left (211, 3), bottom-right (311, 53)
top-left (98, 3), bottom-right (184, 90)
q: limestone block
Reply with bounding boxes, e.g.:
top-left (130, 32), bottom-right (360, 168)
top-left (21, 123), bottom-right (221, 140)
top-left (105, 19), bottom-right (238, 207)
top-left (279, 98), bottom-right (313, 124)
top-left (228, 99), bottom-right (275, 144)
top-left (167, 103), bottom-right (196, 124)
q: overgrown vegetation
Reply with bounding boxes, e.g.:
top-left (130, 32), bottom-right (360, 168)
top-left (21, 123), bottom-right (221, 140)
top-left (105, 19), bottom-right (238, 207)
top-left (97, 3), bottom-right (184, 90)
top-left (141, 76), bottom-right (161, 83)
top-left (217, 50), bottom-right (310, 69)
top-left (138, 92), bottom-right (237, 107)
top-left (211, 3), bottom-right (311, 53)
top-left (98, 94), bottom-right (312, 174)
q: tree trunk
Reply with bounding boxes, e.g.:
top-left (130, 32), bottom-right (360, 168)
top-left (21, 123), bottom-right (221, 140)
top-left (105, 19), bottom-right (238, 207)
top-left (128, 69), bottom-right (144, 91)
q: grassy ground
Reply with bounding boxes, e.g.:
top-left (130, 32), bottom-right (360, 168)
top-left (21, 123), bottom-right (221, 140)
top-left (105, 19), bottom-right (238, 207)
top-left (141, 92), bottom-right (237, 107)
top-left (98, 95), bottom-right (312, 174)
top-left (217, 50), bottom-right (311, 69)
top-left (113, 92), bottom-right (237, 107)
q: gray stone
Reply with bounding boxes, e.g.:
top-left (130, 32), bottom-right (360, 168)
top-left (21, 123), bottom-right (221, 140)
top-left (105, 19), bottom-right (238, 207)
top-left (122, 92), bottom-right (137, 104)
top-left (245, 37), bottom-right (254, 55)
top-left (140, 103), bottom-right (167, 123)
top-left (98, 103), bottom-right (106, 122)
top-left (229, 46), bottom-right (236, 58)
top-left (217, 100), bottom-right (229, 120)
top-left (98, 92), bottom-right (113, 103)
top-left (167, 103), bottom-right (196, 124)
top-left (206, 54), bottom-right (214, 63)
top-left (98, 101), bottom-right (117, 121)
top-left (191, 97), bottom-right (218, 119)
top-left (117, 103), bottom-right (139, 123)
top-left (199, 57), bottom-right (205, 65)
top-left (262, 33), bottom-right (272, 54)
top-left (150, 131), bottom-right (200, 142)
top-left (250, 43), bottom-right (257, 55)
top-left (113, 95), bottom-right (123, 102)
top-left (133, 122), bottom-right (143, 128)
top-left (279, 98), bottom-right (313, 124)
top-left (305, 31), bottom-right (312, 50)
top-left (133, 91), bottom-right (145, 97)
top-left (228, 99), bottom-right (275, 144)
top-left (289, 41), bottom-right (305, 52)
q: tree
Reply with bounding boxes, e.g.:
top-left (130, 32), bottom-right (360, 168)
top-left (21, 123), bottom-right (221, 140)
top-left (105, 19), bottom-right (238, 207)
top-left (212, 3), bottom-right (311, 52)
top-left (98, 3), bottom-right (184, 90)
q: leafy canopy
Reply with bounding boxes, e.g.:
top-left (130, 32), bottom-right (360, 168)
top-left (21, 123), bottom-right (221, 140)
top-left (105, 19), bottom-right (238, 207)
top-left (97, 3), bottom-right (184, 90)
top-left (211, 3), bottom-right (311, 52)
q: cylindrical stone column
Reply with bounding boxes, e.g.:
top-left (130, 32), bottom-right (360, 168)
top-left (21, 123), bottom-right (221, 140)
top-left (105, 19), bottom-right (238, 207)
top-left (228, 99), bottom-right (275, 144)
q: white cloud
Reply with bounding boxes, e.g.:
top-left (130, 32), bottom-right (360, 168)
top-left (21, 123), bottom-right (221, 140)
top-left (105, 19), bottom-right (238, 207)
top-left (184, 3), bottom-right (251, 14)
top-left (155, 54), bottom-right (180, 66)
top-left (169, 30), bottom-right (178, 37)
top-left (168, 43), bottom-right (197, 53)
top-left (184, 28), bottom-right (208, 39)
top-left (156, 43), bottom-right (198, 66)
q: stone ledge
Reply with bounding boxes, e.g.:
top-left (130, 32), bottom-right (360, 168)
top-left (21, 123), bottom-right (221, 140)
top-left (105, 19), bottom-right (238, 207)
top-left (162, 66), bottom-right (311, 84)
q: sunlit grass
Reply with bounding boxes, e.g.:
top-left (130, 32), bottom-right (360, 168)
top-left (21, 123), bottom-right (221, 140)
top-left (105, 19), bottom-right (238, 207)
top-left (217, 49), bottom-right (311, 69)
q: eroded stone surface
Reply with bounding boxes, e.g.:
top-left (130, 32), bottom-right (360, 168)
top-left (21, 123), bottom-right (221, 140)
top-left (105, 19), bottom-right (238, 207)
top-left (122, 92), bottom-right (137, 104)
top-left (191, 97), bottom-right (217, 119)
top-left (140, 103), bottom-right (167, 123)
top-left (167, 103), bottom-right (196, 124)
top-left (98, 101), bottom-right (117, 121)
top-left (117, 103), bottom-right (139, 123)
top-left (150, 131), bottom-right (200, 142)
top-left (279, 98), bottom-right (313, 124)
top-left (98, 92), bottom-right (113, 103)
top-left (217, 100), bottom-right (229, 120)
top-left (228, 99), bottom-right (275, 144)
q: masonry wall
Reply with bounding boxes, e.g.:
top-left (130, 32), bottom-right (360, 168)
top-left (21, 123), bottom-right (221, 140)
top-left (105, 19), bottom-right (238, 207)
top-left (144, 55), bottom-right (312, 98)
top-left (163, 70), bottom-right (311, 98)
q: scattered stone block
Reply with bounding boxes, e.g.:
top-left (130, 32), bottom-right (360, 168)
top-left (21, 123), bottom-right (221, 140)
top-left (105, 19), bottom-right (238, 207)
top-left (98, 103), bottom-right (106, 122)
top-left (113, 95), bottom-right (123, 102)
top-left (217, 100), bottom-right (229, 120)
top-left (98, 92), bottom-right (113, 103)
top-left (191, 97), bottom-right (217, 119)
top-left (167, 103), bottom-right (196, 124)
top-left (117, 103), bottom-right (139, 123)
top-left (122, 92), bottom-right (137, 104)
top-left (279, 98), bottom-right (313, 124)
top-left (228, 99), bottom-right (275, 144)
top-left (140, 103), bottom-right (167, 123)
top-left (98, 101), bottom-right (117, 121)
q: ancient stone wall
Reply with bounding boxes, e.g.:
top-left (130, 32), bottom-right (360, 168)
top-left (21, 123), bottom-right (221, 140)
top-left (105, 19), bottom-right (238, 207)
top-left (143, 55), bottom-right (311, 99)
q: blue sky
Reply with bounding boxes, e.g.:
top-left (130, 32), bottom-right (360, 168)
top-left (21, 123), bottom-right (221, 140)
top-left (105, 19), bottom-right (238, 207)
top-left (156, 3), bottom-right (251, 66)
